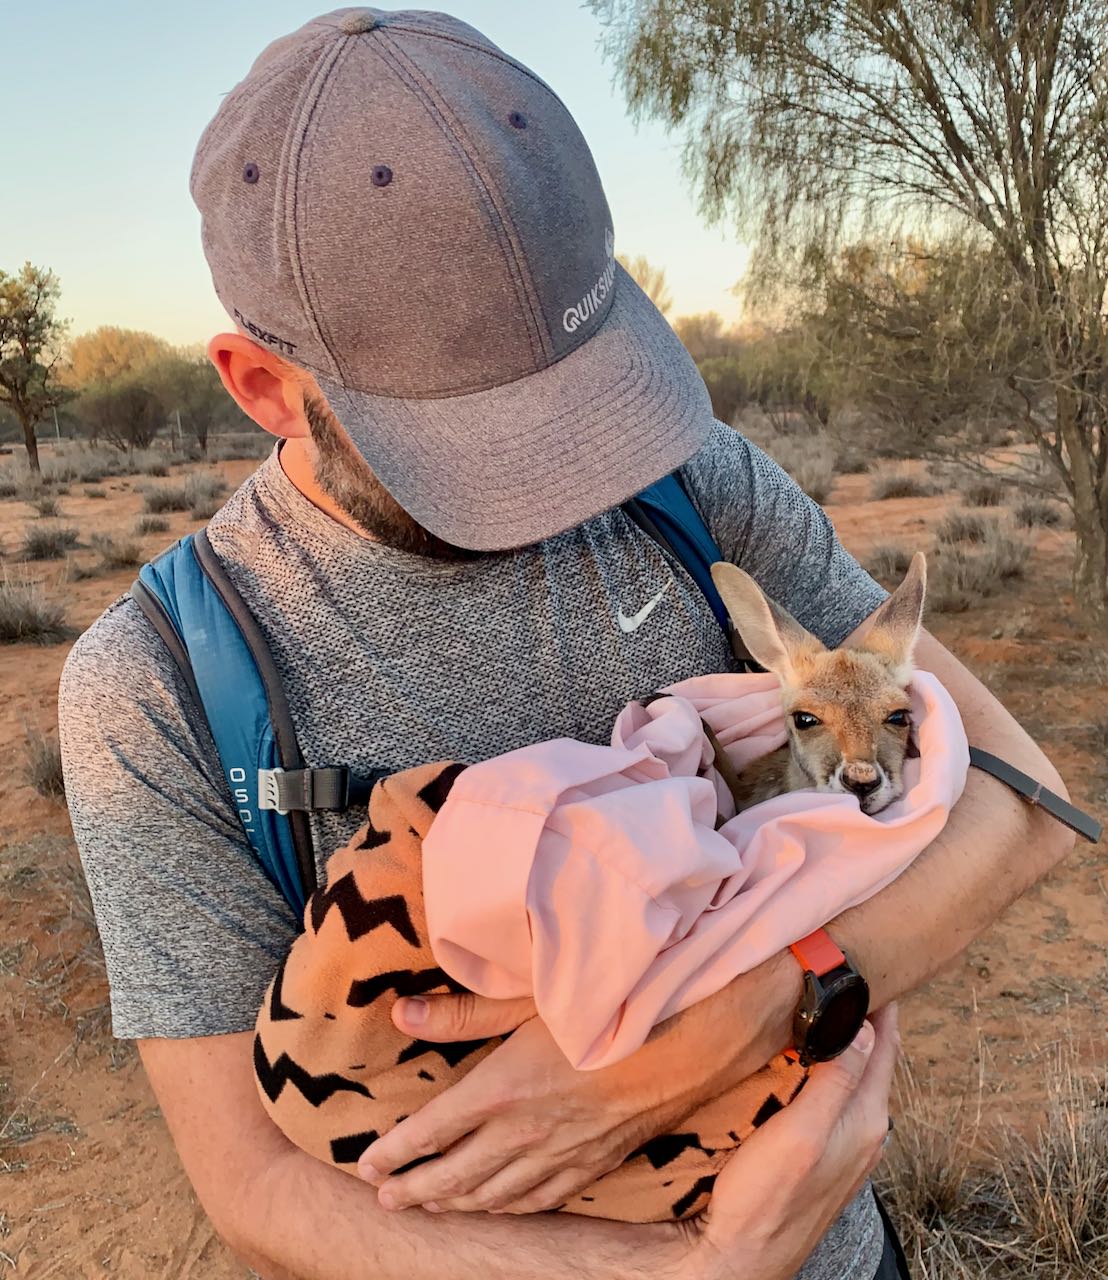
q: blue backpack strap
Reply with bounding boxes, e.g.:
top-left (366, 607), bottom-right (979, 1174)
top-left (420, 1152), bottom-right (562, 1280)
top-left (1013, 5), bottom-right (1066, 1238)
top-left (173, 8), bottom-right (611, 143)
top-left (626, 471), bottom-right (759, 669)
top-left (132, 530), bottom-right (322, 915)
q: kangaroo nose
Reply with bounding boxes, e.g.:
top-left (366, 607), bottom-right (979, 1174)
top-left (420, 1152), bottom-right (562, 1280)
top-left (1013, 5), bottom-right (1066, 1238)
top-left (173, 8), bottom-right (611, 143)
top-left (842, 766), bottom-right (881, 798)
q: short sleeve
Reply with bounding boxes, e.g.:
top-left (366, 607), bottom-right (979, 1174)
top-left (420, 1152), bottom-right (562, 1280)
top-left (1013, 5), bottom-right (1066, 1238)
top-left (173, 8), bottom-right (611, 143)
top-left (58, 596), bottom-right (298, 1039)
top-left (682, 422), bottom-right (888, 646)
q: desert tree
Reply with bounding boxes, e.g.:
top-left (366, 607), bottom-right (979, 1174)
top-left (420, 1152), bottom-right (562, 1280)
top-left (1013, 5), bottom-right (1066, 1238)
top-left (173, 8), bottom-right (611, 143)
top-left (143, 348), bottom-right (236, 454)
top-left (617, 253), bottom-right (675, 314)
top-left (77, 382), bottom-right (165, 452)
top-left (61, 326), bottom-right (169, 389)
top-left (593, 0), bottom-right (1108, 627)
top-left (0, 263), bottom-right (68, 474)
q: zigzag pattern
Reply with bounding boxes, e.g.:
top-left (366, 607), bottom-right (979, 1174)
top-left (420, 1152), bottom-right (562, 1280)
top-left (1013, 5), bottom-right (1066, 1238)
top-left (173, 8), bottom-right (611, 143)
top-left (396, 1036), bottom-right (489, 1069)
top-left (628, 1131), bottom-right (717, 1170)
top-left (330, 1129), bottom-right (380, 1165)
top-left (416, 762), bottom-right (468, 814)
top-left (671, 1174), bottom-right (717, 1220)
top-left (309, 873), bottom-right (419, 947)
top-left (254, 1035), bottom-right (374, 1107)
top-left (267, 953), bottom-right (303, 1022)
top-left (346, 966), bottom-right (467, 1008)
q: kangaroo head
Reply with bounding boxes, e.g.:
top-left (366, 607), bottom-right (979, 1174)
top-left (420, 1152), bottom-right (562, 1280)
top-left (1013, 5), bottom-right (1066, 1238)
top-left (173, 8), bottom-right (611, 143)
top-left (710, 554), bottom-right (927, 815)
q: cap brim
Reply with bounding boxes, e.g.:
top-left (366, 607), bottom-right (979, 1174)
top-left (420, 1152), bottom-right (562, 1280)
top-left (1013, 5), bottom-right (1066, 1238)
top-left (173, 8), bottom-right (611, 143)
top-left (315, 265), bottom-right (714, 551)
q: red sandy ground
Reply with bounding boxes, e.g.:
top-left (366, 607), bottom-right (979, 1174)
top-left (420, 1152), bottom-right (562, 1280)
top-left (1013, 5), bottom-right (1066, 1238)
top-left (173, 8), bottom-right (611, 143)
top-left (1, 449), bottom-right (1105, 1277)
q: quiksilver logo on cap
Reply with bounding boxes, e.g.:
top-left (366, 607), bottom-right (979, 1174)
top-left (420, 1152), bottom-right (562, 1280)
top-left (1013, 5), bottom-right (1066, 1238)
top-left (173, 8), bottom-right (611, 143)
top-left (563, 229), bottom-right (616, 334)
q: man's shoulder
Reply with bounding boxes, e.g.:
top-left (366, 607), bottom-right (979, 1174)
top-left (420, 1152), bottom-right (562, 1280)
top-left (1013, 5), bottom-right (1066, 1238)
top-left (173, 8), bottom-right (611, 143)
top-left (59, 590), bottom-right (198, 741)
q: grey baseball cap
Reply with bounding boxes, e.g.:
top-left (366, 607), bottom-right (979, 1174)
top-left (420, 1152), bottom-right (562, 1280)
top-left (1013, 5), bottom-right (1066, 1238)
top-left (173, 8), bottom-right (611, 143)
top-left (191, 7), bottom-right (714, 550)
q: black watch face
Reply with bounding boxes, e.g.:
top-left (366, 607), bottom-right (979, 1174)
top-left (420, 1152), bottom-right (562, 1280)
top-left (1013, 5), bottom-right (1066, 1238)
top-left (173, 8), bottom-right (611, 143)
top-left (806, 973), bottom-right (870, 1062)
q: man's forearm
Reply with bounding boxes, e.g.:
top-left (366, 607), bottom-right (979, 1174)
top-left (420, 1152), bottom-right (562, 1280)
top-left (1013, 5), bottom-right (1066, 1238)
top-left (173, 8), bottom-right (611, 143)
top-left (238, 1143), bottom-right (674, 1280)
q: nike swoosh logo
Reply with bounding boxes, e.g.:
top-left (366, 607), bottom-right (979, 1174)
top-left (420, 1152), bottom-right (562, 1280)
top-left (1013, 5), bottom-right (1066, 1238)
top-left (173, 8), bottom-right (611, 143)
top-left (617, 585), bottom-right (670, 634)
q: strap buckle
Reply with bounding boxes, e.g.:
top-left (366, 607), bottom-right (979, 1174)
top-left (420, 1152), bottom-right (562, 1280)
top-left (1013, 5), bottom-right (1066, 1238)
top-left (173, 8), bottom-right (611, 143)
top-left (257, 766), bottom-right (353, 814)
top-left (258, 767), bottom-right (291, 816)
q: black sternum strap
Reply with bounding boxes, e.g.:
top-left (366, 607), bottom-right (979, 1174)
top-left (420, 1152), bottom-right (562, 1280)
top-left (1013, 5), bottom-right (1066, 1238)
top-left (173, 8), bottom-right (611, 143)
top-left (968, 747), bottom-right (1101, 844)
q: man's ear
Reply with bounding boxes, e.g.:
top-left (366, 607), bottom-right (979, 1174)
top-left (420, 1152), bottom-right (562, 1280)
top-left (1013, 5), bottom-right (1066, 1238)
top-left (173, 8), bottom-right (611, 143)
top-left (710, 562), bottom-right (824, 685)
top-left (207, 333), bottom-right (310, 440)
top-left (856, 551), bottom-right (927, 683)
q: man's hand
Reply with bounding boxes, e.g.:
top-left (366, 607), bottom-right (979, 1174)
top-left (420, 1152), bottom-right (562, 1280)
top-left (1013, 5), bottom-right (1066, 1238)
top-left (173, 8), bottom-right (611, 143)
top-left (677, 1007), bottom-right (900, 1280)
top-left (360, 999), bottom-right (749, 1214)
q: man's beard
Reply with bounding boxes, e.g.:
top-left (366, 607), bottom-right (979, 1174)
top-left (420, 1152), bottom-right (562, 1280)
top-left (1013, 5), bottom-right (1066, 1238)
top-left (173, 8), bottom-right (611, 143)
top-left (303, 395), bottom-right (485, 562)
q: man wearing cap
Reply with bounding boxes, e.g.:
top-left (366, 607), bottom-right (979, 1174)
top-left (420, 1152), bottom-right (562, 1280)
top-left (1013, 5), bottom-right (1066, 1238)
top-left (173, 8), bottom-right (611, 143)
top-left (59, 8), bottom-right (1072, 1280)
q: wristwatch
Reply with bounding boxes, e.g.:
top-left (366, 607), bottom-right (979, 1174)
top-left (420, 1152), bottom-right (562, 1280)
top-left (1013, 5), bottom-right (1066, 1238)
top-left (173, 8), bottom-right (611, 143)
top-left (789, 929), bottom-right (870, 1067)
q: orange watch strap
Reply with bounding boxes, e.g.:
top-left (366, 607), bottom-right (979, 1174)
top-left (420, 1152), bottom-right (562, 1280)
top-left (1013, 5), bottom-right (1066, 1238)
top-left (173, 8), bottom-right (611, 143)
top-left (789, 928), bottom-right (846, 977)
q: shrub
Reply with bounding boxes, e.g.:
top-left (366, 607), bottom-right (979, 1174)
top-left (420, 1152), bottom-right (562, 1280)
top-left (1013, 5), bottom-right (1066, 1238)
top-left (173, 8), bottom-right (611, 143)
top-left (84, 486), bottom-right (107, 499)
top-left (867, 545), bottom-right (915, 586)
top-left (32, 494), bottom-right (60, 518)
top-left (143, 473), bottom-right (227, 515)
top-left (21, 524), bottom-right (80, 561)
top-left (25, 726), bottom-right (65, 800)
top-left (929, 525), bottom-right (1028, 613)
top-left (206, 433), bottom-right (273, 462)
top-left (0, 576), bottom-right (69, 643)
top-left (91, 534), bottom-right (142, 570)
top-left (833, 442), bottom-right (870, 474)
top-left (1012, 496), bottom-right (1063, 529)
top-left (936, 512), bottom-right (990, 545)
top-left (0, 475), bottom-right (18, 499)
top-left (135, 514), bottom-right (169, 535)
top-left (871, 468), bottom-right (941, 500)
top-left (961, 476), bottom-right (1005, 507)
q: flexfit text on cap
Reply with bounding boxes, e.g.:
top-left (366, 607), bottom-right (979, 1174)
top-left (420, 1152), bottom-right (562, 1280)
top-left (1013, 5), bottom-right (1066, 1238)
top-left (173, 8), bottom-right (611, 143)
top-left (191, 7), bottom-right (715, 549)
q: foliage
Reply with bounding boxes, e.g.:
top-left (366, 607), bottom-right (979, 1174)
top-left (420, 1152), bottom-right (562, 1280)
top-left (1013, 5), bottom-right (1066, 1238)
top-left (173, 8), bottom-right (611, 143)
top-left (1013, 496), bottom-right (1064, 529)
top-left (936, 512), bottom-right (991, 546)
top-left (142, 349), bottom-right (237, 452)
top-left (616, 253), bottom-right (673, 315)
top-left (60, 327), bottom-right (169, 389)
top-left (0, 263), bottom-right (68, 473)
top-left (594, 0), bottom-right (1108, 627)
top-left (76, 382), bottom-right (164, 452)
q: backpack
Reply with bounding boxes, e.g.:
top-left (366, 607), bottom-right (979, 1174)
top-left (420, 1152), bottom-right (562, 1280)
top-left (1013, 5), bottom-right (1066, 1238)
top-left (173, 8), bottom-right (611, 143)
top-left (131, 471), bottom-right (755, 916)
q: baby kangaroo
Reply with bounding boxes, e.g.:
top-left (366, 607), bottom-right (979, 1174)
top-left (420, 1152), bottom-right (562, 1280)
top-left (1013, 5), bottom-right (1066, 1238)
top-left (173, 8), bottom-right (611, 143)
top-left (710, 553), bottom-right (927, 816)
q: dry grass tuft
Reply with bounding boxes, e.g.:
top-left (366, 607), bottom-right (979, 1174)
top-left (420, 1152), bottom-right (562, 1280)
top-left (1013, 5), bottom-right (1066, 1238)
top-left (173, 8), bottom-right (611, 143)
top-left (21, 524), bottom-right (80, 561)
top-left (936, 511), bottom-right (991, 545)
top-left (872, 468), bottom-right (943, 500)
top-left (142, 472), bottom-right (227, 516)
top-left (930, 524), bottom-right (1029, 614)
top-left (24, 725), bottom-right (65, 801)
top-left (1012, 497), bottom-right (1064, 529)
top-left (84, 486), bottom-right (107, 499)
top-left (868, 544), bottom-right (916, 587)
top-left (879, 1034), bottom-right (1108, 1279)
top-left (32, 494), bottom-right (60, 518)
top-left (134, 514), bottom-right (170, 535)
top-left (961, 476), bottom-right (1006, 507)
top-left (0, 575), bottom-right (69, 644)
top-left (90, 534), bottom-right (143, 571)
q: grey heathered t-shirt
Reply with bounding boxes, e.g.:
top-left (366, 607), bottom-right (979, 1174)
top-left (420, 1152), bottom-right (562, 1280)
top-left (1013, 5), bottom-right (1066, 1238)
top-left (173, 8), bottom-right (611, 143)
top-left (58, 421), bottom-right (887, 1278)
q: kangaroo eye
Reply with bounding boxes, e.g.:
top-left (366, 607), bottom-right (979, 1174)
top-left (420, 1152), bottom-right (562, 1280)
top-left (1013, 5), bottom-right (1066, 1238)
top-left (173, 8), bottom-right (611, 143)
top-left (792, 712), bottom-right (822, 731)
top-left (885, 710), bottom-right (911, 727)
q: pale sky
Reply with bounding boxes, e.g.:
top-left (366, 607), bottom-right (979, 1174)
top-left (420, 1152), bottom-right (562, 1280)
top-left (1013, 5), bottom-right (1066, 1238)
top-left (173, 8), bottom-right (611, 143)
top-left (0, 1), bottom-right (750, 348)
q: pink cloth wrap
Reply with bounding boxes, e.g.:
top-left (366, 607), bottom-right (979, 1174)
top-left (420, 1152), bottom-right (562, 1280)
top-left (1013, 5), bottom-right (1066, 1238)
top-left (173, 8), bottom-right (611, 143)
top-left (423, 671), bottom-right (969, 1070)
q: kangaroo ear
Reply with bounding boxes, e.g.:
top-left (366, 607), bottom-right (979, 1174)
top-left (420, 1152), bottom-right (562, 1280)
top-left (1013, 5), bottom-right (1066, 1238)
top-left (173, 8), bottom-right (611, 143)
top-left (858, 552), bottom-right (927, 683)
top-left (710, 562), bottom-right (824, 684)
